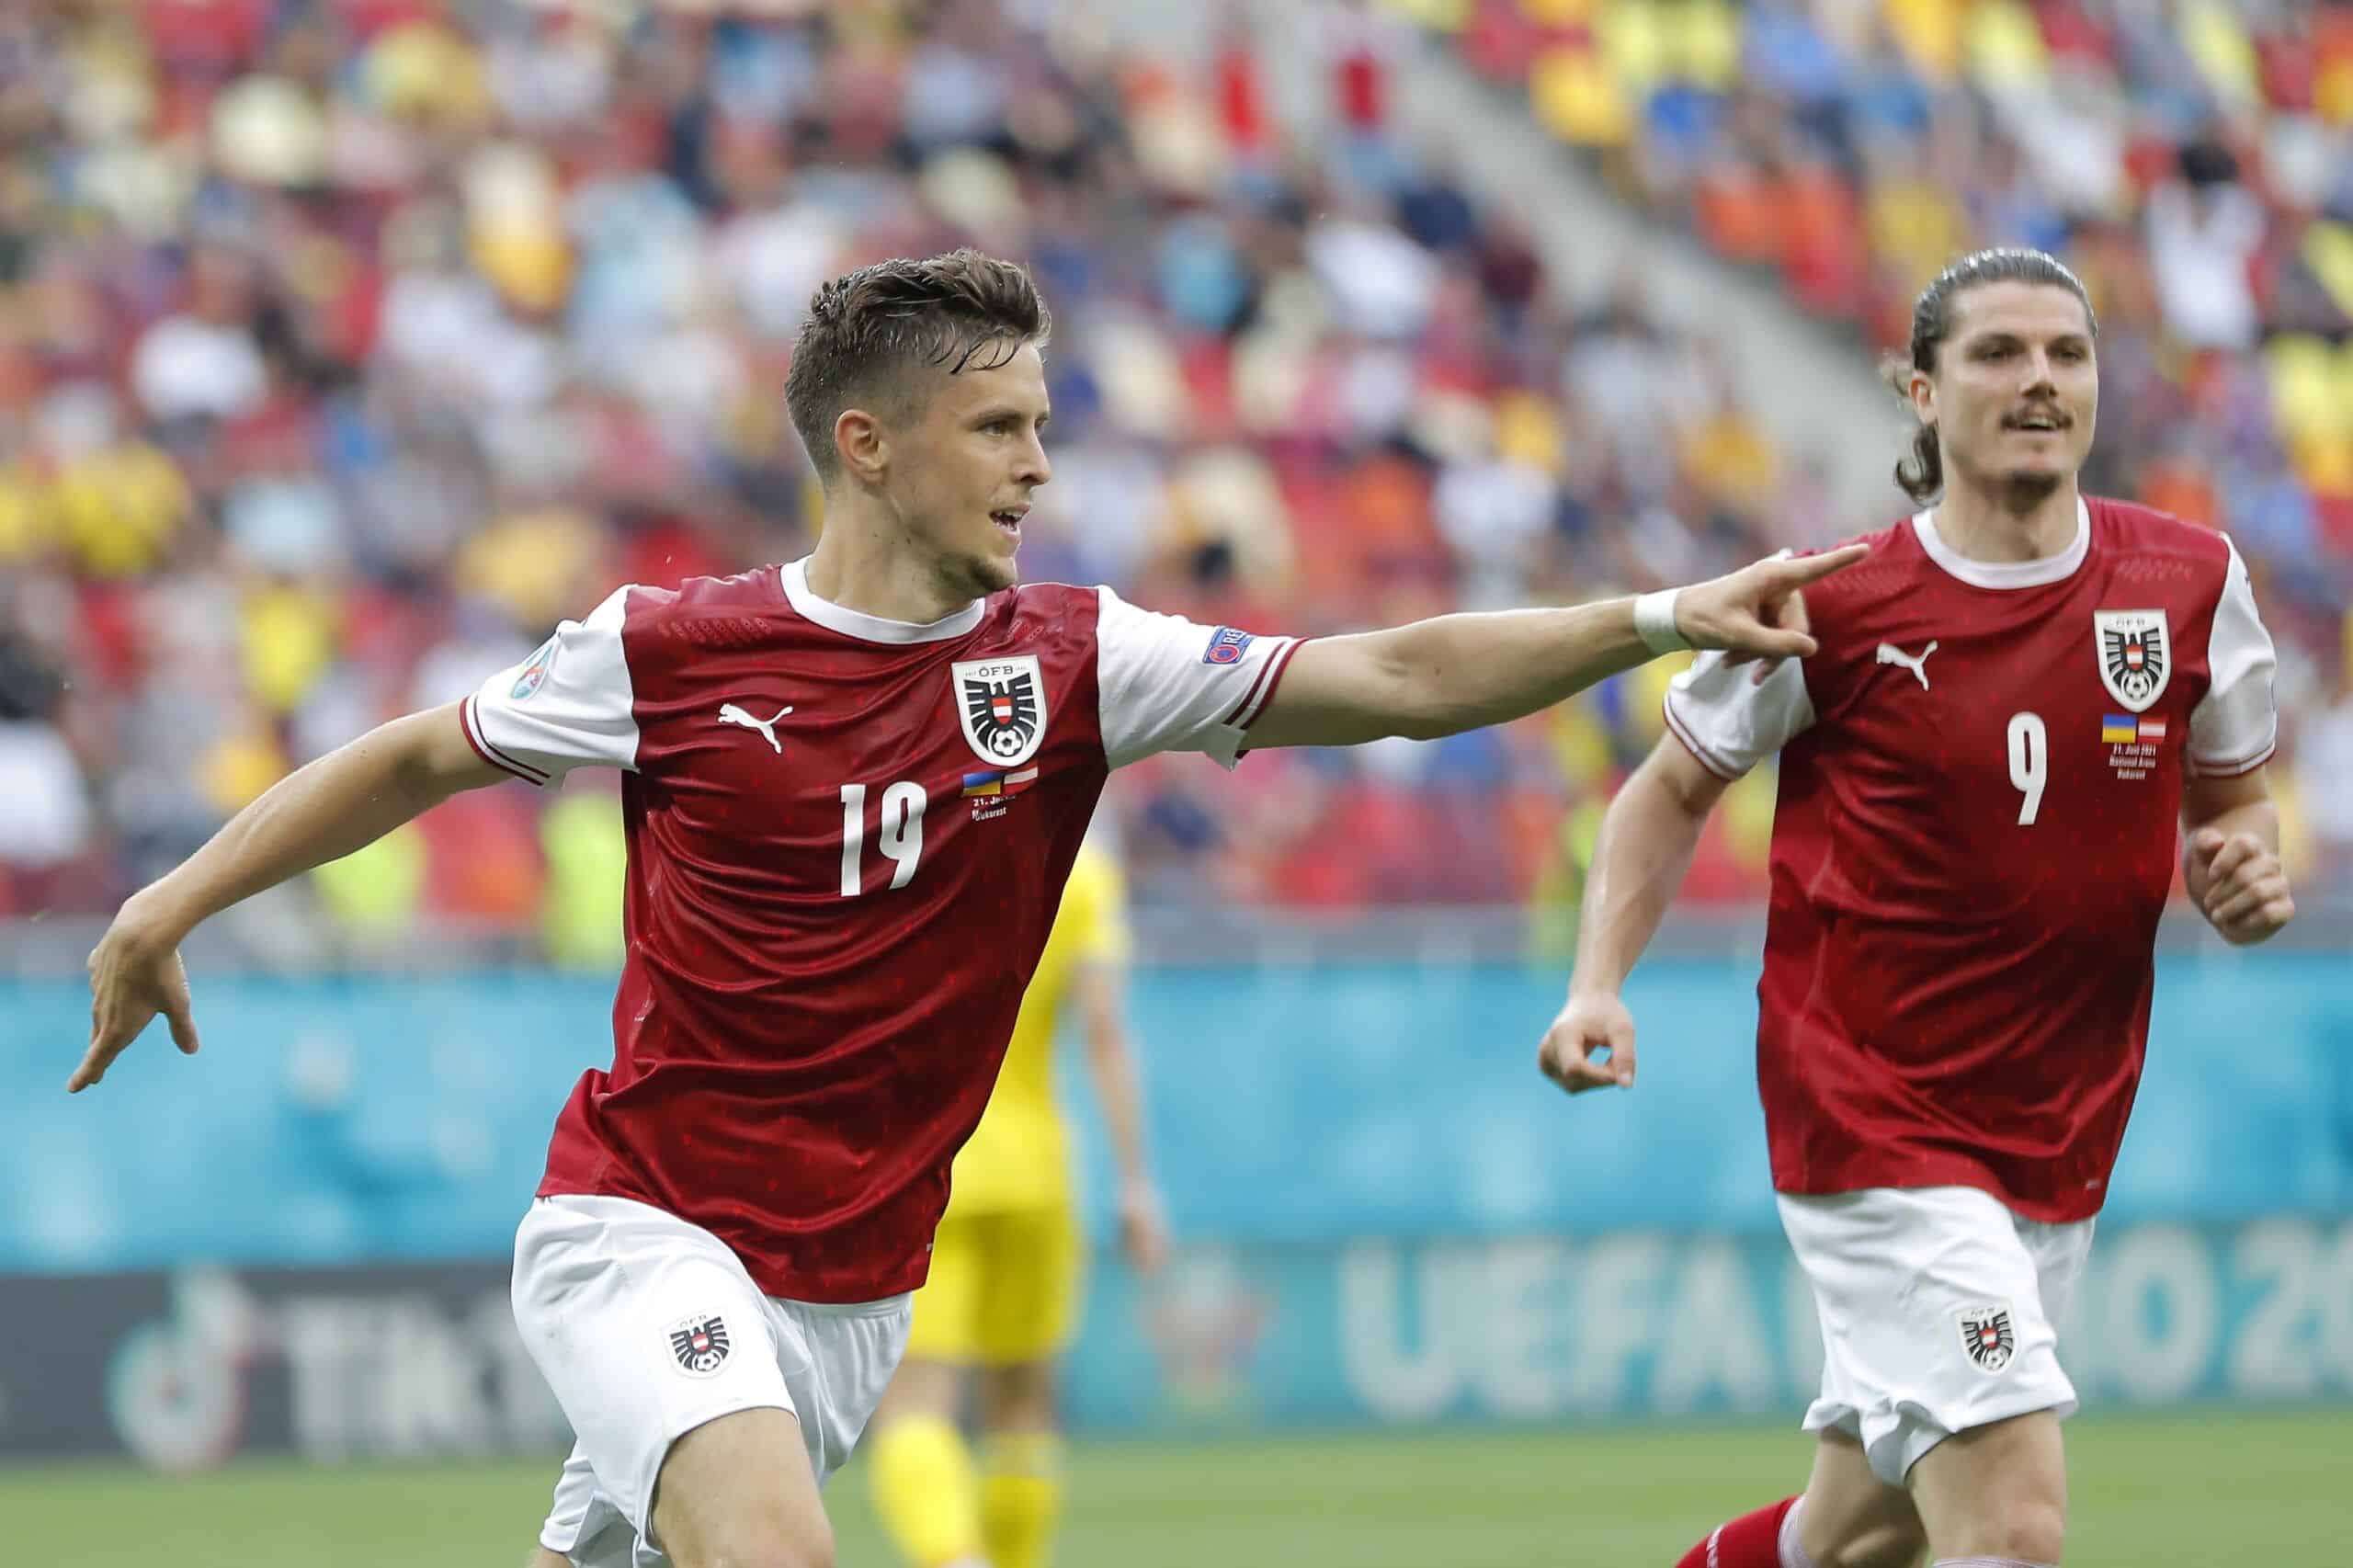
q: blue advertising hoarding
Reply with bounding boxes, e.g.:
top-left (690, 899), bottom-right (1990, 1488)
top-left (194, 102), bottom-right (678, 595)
top-left (0, 950), bottom-right (2345, 1459)
top-left (3, 952), bottom-right (2347, 1270)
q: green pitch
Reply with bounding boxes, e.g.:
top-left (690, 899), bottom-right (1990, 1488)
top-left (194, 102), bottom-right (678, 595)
top-left (7, 1409), bottom-right (2344, 1567)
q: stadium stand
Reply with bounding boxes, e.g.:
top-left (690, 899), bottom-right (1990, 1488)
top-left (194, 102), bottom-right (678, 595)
top-left (0, 0), bottom-right (2338, 951)
top-left (1422, 0), bottom-right (2353, 874)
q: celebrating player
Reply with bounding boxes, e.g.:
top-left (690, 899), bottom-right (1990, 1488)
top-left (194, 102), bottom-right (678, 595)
top-left (863, 833), bottom-right (1164, 1568)
top-left (1537, 248), bottom-right (2291, 1568)
top-left (74, 249), bottom-right (1862, 1568)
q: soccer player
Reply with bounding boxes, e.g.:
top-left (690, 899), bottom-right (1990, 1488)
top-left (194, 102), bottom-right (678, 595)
top-left (73, 249), bottom-right (1861, 1568)
top-left (1536, 248), bottom-right (2293, 1568)
top-left (863, 833), bottom-right (1163, 1568)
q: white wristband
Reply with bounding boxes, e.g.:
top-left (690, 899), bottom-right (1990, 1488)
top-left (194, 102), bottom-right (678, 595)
top-left (1632, 589), bottom-right (1688, 654)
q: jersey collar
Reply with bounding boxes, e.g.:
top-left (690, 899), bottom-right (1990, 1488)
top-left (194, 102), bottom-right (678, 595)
top-left (1910, 496), bottom-right (2090, 590)
top-left (780, 558), bottom-right (986, 643)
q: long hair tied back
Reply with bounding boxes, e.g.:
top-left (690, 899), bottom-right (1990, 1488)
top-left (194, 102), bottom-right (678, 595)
top-left (1886, 248), bottom-right (2097, 505)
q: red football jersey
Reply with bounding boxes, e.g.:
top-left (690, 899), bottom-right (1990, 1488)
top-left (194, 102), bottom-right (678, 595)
top-left (1664, 497), bottom-right (2277, 1221)
top-left (461, 561), bottom-right (1302, 1301)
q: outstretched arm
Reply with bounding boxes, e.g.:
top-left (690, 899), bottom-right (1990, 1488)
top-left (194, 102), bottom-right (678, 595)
top-left (1536, 736), bottom-right (1731, 1095)
top-left (70, 703), bottom-right (506, 1091)
top-left (1245, 546), bottom-right (1863, 751)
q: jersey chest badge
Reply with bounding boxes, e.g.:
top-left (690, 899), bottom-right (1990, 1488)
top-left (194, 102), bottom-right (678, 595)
top-left (2092, 608), bottom-right (2169, 712)
top-left (952, 654), bottom-right (1047, 767)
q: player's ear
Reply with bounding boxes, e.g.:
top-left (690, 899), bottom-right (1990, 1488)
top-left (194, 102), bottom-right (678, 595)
top-left (1909, 365), bottom-right (1937, 426)
top-left (834, 407), bottom-right (889, 485)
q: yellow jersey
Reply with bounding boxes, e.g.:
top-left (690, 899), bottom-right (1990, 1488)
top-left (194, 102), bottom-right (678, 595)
top-left (945, 844), bottom-right (1131, 1212)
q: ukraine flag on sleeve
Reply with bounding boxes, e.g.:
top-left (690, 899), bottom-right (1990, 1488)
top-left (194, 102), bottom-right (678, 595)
top-left (2100, 714), bottom-right (2137, 744)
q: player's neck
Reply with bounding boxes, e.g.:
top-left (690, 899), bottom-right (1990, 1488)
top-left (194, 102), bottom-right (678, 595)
top-left (1931, 478), bottom-right (2080, 564)
top-left (802, 517), bottom-right (978, 627)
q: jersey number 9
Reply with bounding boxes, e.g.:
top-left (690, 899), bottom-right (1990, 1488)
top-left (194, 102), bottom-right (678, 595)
top-left (2006, 712), bottom-right (2047, 827)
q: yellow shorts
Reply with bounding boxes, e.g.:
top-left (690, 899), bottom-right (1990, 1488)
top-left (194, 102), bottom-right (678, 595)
top-left (906, 1202), bottom-right (1084, 1366)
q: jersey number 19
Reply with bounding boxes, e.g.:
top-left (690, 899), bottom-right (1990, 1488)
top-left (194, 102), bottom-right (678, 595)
top-left (840, 782), bottom-right (927, 895)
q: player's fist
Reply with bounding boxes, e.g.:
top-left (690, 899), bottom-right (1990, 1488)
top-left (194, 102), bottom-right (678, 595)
top-left (2184, 827), bottom-right (2295, 946)
top-left (1674, 543), bottom-right (1870, 665)
top-left (1537, 991), bottom-right (1637, 1095)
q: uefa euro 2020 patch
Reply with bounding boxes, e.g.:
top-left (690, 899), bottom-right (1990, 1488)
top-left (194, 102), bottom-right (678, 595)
top-left (511, 636), bottom-right (558, 700)
top-left (1202, 626), bottom-right (1254, 665)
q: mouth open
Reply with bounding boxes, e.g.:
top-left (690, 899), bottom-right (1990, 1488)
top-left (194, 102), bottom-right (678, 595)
top-left (992, 507), bottom-right (1027, 535)
top-left (2004, 410), bottom-right (2069, 433)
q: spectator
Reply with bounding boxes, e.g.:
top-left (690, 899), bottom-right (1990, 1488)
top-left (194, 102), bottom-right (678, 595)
top-left (1438, 0), bottom-right (2346, 907)
top-left (6, 0), bottom-right (2336, 954)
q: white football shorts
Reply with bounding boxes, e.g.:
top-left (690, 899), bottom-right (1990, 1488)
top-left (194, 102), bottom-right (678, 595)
top-left (1778, 1184), bottom-right (2093, 1485)
top-left (511, 1194), bottom-right (911, 1568)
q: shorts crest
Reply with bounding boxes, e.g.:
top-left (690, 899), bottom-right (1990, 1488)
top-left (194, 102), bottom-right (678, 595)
top-left (666, 1312), bottom-right (732, 1377)
top-left (1954, 1301), bottom-right (2017, 1374)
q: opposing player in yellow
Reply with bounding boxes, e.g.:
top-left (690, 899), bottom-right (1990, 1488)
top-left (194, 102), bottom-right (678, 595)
top-left (864, 836), bottom-right (1167, 1568)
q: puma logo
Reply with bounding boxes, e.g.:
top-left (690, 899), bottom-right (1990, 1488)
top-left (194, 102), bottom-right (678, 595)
top-left (717, 703), bottom-right (792, 753)
top-left (1874, 641), bottom-right (1938, 690)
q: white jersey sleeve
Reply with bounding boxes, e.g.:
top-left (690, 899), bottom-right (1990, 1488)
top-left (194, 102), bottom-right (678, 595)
top-left (1660, 651), bottom-right (1815, 779)
top-left (2187, 535), bottom-right (2278, 778)
top-left (460, 586), bottom-right (640, 786)
top-left (1095, 586), bottom-right (1303, 770)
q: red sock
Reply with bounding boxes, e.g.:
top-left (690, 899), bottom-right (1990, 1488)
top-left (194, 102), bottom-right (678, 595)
top-left (1675, 1496), bottom-right (1801, 1568)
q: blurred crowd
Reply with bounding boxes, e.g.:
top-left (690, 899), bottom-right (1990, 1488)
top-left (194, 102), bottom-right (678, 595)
top-left (0, 1), bottom-right (2342, 966)
top-left (1428, 0), bottom-right (2353, 880)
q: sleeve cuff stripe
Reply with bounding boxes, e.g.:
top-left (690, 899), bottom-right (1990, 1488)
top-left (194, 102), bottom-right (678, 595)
top-left (1661, 697), bottom-right (1742, 781)
top-left (461, 696), bottom-right (551, 785)
top-left (2187, 741), bottom-right (2276, 778)
top-left (1231, 638), bottom-right (1304, 731)
top-left (1220, 638), bottom-right (1285, 727)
